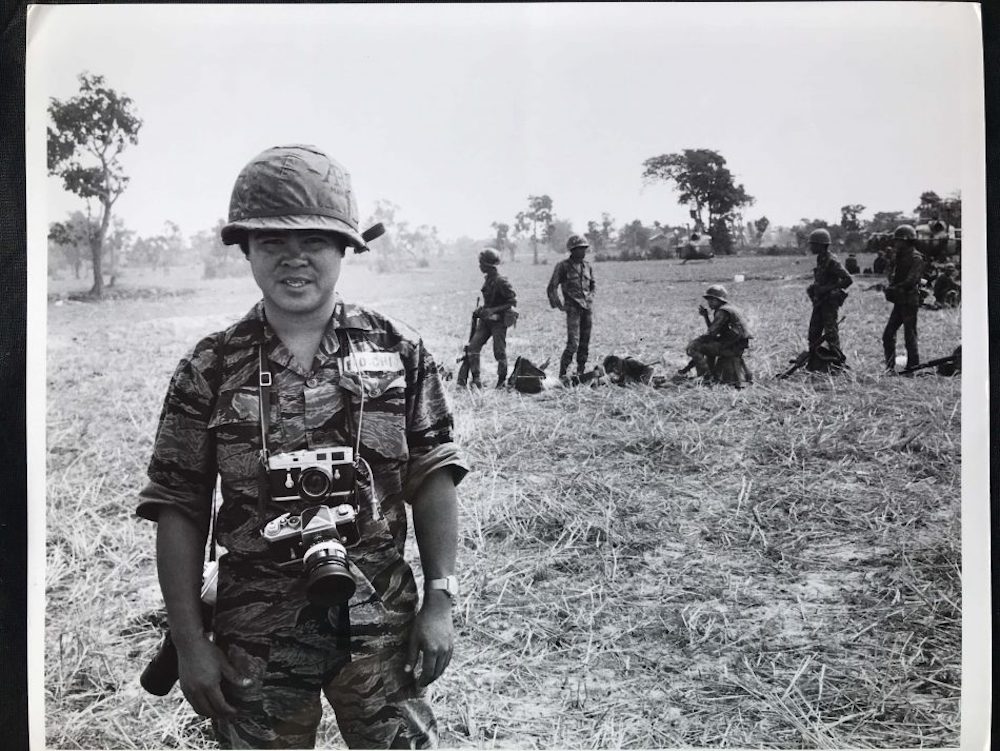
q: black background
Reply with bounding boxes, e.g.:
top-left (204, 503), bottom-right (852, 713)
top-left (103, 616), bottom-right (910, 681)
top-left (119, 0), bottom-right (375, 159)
top-left (0, 2), bottom-right (996, 749)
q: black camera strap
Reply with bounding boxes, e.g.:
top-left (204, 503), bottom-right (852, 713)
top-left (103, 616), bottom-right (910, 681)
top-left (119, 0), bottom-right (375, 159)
top-left (257, 346), bottom-right (274, 518)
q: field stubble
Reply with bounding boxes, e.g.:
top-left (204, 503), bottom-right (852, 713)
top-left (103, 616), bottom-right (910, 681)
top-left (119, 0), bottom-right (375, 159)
top-left (45, 254), bottom-right (960, 748)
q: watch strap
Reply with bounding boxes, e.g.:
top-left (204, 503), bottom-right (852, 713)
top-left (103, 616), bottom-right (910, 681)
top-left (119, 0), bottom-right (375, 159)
top-left (425, 575), bottom-right (458, 598)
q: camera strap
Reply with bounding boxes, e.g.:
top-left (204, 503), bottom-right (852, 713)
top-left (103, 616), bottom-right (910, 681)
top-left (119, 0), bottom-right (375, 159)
top-left (257, 346), bottom-right (274, 517)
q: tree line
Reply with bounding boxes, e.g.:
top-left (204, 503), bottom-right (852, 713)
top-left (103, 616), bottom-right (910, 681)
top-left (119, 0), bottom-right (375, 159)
top-left (48, 73), bottom-right (962, 295)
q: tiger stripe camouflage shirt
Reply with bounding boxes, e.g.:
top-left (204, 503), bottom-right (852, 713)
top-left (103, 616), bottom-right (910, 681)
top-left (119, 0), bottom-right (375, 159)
top-left (136, 299), bottom-right (468, 560)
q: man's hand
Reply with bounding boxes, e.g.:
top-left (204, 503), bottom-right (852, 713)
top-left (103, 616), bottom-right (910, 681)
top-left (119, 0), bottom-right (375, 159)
top-left (405, 593), bottom-right (453, 686)
top-left (176, 635), bottom-right (251, 718)
top-left (697, 302), bottom-right (708, 316)
top-left (551, 300), bottom-right (565, 311)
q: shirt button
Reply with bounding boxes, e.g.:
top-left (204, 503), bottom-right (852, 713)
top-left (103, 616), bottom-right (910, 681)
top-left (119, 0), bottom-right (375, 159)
top-left (306, 377), bottom-right (319, 388)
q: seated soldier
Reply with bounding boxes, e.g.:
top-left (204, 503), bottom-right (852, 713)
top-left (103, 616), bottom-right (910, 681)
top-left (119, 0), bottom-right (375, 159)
top-left (933, 263), bottom-right (961, 306)
top-left (682, 285), bottom-right (752, 383)
top-left (844, 253), bottom-right (861, 275)
top-left (872, 250), bottom-right (888, 275)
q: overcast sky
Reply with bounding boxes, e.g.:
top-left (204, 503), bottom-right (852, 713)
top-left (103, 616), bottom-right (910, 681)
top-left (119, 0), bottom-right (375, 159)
top-left (28, 2), bottom-right (983, 242)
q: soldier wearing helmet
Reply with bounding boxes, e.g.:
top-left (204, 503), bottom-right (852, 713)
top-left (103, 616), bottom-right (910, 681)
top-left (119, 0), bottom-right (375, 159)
top-left (136, 145), bottom-right (467, 748)
top-left (456, 248), bottom-right (518, 388)
top-left (933, 262), bottom-right (961, 307)
top-left (805, 227), bottom-right (853, 362)
top-left (681, 285), bottom-right (753, 383)
top-left (547, 234), bottom-right (597, 377)
top-left (883, 224), bottom-right (925, 372)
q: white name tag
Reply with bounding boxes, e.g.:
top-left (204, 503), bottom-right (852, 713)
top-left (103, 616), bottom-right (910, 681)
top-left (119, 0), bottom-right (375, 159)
top-left (341, 351), bottom-right (403, 373)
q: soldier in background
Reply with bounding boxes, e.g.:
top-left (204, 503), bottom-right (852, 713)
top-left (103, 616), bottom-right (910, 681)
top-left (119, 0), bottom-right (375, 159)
top-left (933, 263), bottom-right (961, 307)
top-left (872, 249), bottom-right (888, 275)
top-left (844, 253), bottom-right (860, 275)
top-left (883, 224), bottom-right (925, 372)
top-left (682, 285), bottom-right (752, 383)
top-left (805, 228), bottom-right (852, 360)
top-left (548, 234), bottom-right (596, 378)
top-left (457, 248), bottom-right (518, 388)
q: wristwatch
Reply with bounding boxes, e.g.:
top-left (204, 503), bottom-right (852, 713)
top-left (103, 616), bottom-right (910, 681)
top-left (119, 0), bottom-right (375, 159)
top-left (425, 575), bottom-right (459, 601)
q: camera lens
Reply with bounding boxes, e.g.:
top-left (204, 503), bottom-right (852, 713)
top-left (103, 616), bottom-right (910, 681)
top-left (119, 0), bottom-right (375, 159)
top-left (303, 539), bottom-right (356, 605)
top-left (299, 467), bottom-right (332, 501)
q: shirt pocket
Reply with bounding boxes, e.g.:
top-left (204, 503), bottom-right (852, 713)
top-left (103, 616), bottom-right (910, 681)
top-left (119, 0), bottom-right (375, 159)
top-left (348, 377), bottom-right (409, 462)
top-left (208, 387), bottom-right (266, 485)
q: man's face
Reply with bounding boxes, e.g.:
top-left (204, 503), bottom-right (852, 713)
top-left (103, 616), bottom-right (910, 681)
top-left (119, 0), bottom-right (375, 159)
top-left (809, 242), bottom-right (829, 256)
top-left (479, 261), bottom-right (494, 274)
top-left (570, 245), bottom-right (588, 260)
top-left (893, 239), bottom-right (911, 254)
top-left (706, 297), bottom-right (723, 310)
top-left (247, 229), bottom-right (345, 317)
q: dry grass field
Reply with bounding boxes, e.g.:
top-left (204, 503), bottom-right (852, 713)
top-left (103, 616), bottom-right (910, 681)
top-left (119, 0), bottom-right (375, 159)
top-left (45, 252), bottom-right (961, 748)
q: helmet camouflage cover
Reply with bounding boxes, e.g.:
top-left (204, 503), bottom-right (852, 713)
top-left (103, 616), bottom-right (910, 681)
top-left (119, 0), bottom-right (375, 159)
top-left (808, 228), bottom-right (832, 246)
top-left (703, 285), bottom-right (729, 303)
top-left (221, 144), bottom-right (369, 252)
top-left (566, 234), bottom-right (589, 251)
top-left (893, 224), bottom-right (917, 242)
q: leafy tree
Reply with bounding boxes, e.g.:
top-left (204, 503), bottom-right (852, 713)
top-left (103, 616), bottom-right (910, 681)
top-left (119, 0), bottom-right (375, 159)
top-left (491, 221), bottom-right (513, 261)
top-left (130, 220), bottom-right (187, 274)
top-left (583, 213), bottom-right (617, 255)
top-left (49, 211), bottom-right (133, 280)
top-left (641, 148), bottom-right (754, 254)
top-left (514, 194), bottom-right (554, 265)
top-left (840, 204), bottom-right (866, 251)
top-left (47, 72), bottom-right (142, 297)
top-left (940, 192), bottom-right (961, 228)
top-left (866, 210), bottom-right (913, 236)
top-left (915, 191), bottom-right (942, 222)
top-left (753, 216), bottom-right (770, 246)
top-left (617, 219), bottom-right (651, 260)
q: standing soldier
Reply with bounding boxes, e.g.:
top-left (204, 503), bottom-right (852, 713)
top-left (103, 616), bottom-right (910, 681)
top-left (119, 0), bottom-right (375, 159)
top-left (682, 285), bottom-right (753, 384)
top-left (547, 234), bottom-right (596, 378)
top-left (805, 228), bottom-right (853, 359)
top-left (883, 224), bottom-right (925, 372)
top-left (136, 144), bottom-right (467, 749)
top-left (457, 248), bottom-right (518, 389)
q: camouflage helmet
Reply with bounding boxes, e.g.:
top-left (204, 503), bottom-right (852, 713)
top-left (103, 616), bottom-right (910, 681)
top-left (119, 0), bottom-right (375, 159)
top-left (221, 144), bottom-right (369, 252)
top-left (703, 284), bottom-right (729, 303)
top-left (566, 234), bottom-right (589, 251)
top-left (893, 224), bottom-right (917, 242)
top-left (808, 228), bottom-right (832, 246)
top-left (478, 248), bottom-right (502, 266)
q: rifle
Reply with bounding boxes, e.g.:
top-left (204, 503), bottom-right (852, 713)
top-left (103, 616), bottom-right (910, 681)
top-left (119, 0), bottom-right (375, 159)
top-left (456, 296), bottom-right (481, 365)
top-left (776, 316), bottom-right (845, 380)
top-left (899, 346), bottom-right (961, 376)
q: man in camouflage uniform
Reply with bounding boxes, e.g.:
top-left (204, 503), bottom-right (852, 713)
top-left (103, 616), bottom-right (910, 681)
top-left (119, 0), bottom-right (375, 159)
top-left (137, 145), bottom-right (468, 749)
top-left (456, 248), bottom-right (517, 389)
top-left (682, 285), bottom-right (752, 382)
top-left (805, 228), bottom-right (853, 356)
top-left (547, 235), bottom-right (596, 377)
top-left (882, 224), bottom-right (925, 373)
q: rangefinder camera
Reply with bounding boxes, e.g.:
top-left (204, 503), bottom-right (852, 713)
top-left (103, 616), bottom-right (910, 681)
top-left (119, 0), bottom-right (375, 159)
top-left (262, 504), bottom-right (361, 605)
top-left (268, 447), bottom-right (355, 504)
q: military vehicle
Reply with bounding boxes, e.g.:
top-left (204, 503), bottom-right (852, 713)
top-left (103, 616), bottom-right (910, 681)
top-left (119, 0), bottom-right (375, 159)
top-left (679, 232), bottom-right (715, 263)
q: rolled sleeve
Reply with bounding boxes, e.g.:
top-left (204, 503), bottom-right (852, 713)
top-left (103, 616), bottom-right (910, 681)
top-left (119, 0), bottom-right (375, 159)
top-left (403, 443), bottom-right (469, 499)
top-left (403, 340), bottom-right (469, 496)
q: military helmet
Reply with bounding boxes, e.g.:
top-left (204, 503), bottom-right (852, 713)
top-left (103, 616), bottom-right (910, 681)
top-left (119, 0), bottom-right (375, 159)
top-left (893, 224), bottom-right (917, 242)
top-left (478, 248), bottom-right (502, 266)
top-left (566, 234), bottom-right (589, 251)
top-left (808, 228), bottom-right (832, 246)
top-left (221, 144), bottom-right (368, 252)
top-left (703, 285), bottom-right (729, 303)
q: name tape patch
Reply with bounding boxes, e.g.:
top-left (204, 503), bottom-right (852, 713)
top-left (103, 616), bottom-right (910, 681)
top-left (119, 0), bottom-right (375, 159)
top-left (341, 351), bottom-right (403, 373)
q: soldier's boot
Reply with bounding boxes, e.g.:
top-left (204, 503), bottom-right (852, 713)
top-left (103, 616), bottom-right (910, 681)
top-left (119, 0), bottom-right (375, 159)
top-left (559, 352), bottom-right (573, 378)
top-left (468, 353), bottom-right (483, 388)
top-left (576, 360), bottom-right (587, 375)
top-left (456, 359), bottom-right (470, 387)
top-left (496, 360), bottom-right (508, 389)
